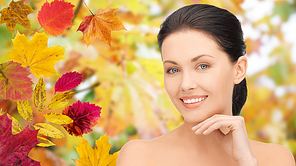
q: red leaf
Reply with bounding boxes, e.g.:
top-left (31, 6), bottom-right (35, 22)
top-left (37, 0), bottom-right (74, 36)
top-left (0, 114), bottom-right (40, 165)
top-left (62, 101), bottom-right (101, 136)
top-left (55, 71), bottom-right (83, 93)
top-left (0, 61), bottom-right (33, 101)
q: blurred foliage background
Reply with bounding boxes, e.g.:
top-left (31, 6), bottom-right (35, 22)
top-left (1, 0), bottom-right (296, 165)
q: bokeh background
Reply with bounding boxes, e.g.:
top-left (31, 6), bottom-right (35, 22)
top-left (1, 0), bottom-right (296, 165)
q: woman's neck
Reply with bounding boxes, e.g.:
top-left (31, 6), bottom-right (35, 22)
top-left (175, 121), bottom-right (222, 151)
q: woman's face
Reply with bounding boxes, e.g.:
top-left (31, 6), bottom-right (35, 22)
top-left (162, 30), bottom-right (240, 124)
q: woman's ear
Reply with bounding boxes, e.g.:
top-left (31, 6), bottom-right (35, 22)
top-left (233, 56), bottom-right (247, 84)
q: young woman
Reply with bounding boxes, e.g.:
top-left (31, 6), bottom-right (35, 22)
top-left (117, 4), bottom-right (295, 166)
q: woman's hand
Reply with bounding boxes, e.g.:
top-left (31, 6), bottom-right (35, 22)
top-left (191, 114), bottom-right (258, 166)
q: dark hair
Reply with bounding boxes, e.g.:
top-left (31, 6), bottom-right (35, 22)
top-left (157, 4), bottom-right (247, 116)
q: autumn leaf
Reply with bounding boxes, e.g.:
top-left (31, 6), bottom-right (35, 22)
top-left (5, 113), bottom-right (24, 134)
top-left (34, 77), bottom-right (46, 112)
top-left (0, 61), bottom-right (33, 101)
top-left (0, 114), bottom-right (40, 165)
top-left (36, 0), bottom-right (75, 36)
top-left (0, 0), bottom-right (35, 36)
top-left (44, 113), bottom-right (73, 125)
top-left (48, 91), bottom-right (76, 109)
top-left (17, 100), bottom-right (33, 123)
top-left (55, 71), bottom-right (83, 93)
top-left (33, 123), bottom-right (65, 138)
top-left (77, 8), bottom-right (126, 47)
top-left (73, 134), bottom-right (119, 166)
top-left (8, 32), bottom-right (65, 78)
top-left (37, 136), bottom-right (55, 147)
top-left (62, 100), bottom-right (101, 136)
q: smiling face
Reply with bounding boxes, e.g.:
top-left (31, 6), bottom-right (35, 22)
top-left (162, 30), bottom-right (238, 124)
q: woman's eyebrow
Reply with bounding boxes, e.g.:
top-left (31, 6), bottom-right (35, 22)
top-left (191, 54), bottom-right (214, 62)
top-left (163, 54), bottom-right (214, 65)
top-left (163, 60), bottom-right (178, 65)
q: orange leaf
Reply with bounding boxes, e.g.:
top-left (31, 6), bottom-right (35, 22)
top-left (77, 8), bottom-right (126, 47)
top-left (0, 0), bottom-right (35, 36)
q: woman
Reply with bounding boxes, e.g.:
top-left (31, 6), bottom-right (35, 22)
top-left (117, 4), bottom-right (295, 166)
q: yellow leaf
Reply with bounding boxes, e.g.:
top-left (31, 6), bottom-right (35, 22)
top-left (33, 123), bottom-right (65, 138)
top-left (0, 109), bottom-right (4, 115)
top-left (34, 77), bottom-right (46, 112)
top-left (7, 32), bottom-right (65, 78)
top-left (37, 136), bottom-right (55, 147)
top-left (72, 134), bottom-right (119, 166)
top-left (17, 100), bottom-right (33, 123)
top-left (6, 113), bottom-right (24, 134)
top-left (48, 91), bottom-right (76, 109)
top-left (43, 113), bottom-right (73, 125)
top-left (0, 0), bottom-right (35, 36)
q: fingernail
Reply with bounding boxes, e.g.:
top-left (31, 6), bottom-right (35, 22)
top-left (203, 130), bottom-right (207, 135)
top-left (195, 129), bottom-right (200, 134)
top-left (192, 126), bottom-right (197, 131)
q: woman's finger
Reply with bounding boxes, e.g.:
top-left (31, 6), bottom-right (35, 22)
top-left (192, 114), bottom-right (233, 134)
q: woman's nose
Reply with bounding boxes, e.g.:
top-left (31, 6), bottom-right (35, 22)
top-left (180, 72), bottom-right (198, 91)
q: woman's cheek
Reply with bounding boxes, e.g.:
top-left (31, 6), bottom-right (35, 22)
top-left (164, 76), bottom-right (179, 98)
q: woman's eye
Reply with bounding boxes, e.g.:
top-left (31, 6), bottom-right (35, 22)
top-left (167, 68), bottom-right (179, 73)
top-left (198, 64), bottom-right (208, 70)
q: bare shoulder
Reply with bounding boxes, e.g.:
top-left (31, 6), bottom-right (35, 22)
top-left (249, 139), bottom-right (295, 166)
top-left (117, 139), bottom-right (151, 166)
top-left (117, 132), bottom-right (175, 166)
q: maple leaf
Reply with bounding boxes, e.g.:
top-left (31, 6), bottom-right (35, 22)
top-left (77, 8), bottom-right (126, 47)
top-left (55, 71), bottom-right (83, 93)
top-left (0, 0), bottom-right (35, 36)
top-left (62, 100), bottom-right (101, 136)
top-left (73, 134), bottom-right (119, 166)
top-left (7, 32), bottom-right (65, 78)
top-left (0, 61), bottom-right (33, 101)
top-left (0, 114), bottom-right (40, 165)
top-left (36, 0), bottom-right (75, 36)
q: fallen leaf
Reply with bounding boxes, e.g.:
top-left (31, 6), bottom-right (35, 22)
top-left (48, 91), bottom-right (76, 109)
top-left (77, 8), bottom-right (126, 46)
top-left (33, 123), bottom-right (65, 138)
top-left (72, 134), bottom-right (119, 166)
top-left (34, 77), bottom-right (46, 112)
top-left (36, 0), bottom-right (75, 36)
top-left (6, 113), bottom-right (24, 134)
top-left (17, 100), bottom-right (33, 123)
top-left (8, 32), bottom-right (65, 78)
top-left (0, 61), bottom-right (33, 101)
top-left (0, 0), bottom-right (35, 36)
top-left (43, 113), bottom-right (73, 125)
top-left (0, 114), bottom-right (40, 165)
top-left (0, 98), bottom-right (17, 115)
top-left (37, 136), bottom-right (55, 147)
top-left (55, 71), bottom-right (83, 93)
top-left (62, 100), bottom-right (101, 136)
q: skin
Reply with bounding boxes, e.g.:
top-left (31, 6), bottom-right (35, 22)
top-left (117, 30), bottom-right (295, 166)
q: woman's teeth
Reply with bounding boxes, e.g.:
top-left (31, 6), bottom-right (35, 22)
top-left (183, 97), bottom-right (205, 104)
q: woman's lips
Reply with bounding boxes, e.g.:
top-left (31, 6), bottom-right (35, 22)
top-left (180, 95), bottom-right (207, 109)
